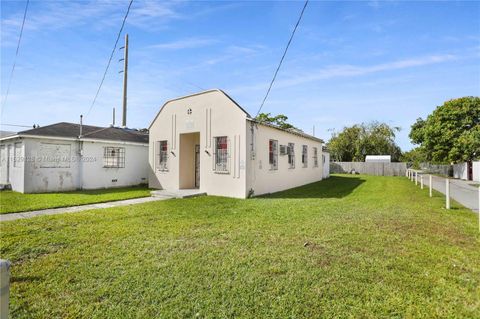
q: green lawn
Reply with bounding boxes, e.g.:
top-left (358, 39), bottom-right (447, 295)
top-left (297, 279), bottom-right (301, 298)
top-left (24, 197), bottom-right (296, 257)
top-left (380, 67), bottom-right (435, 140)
top-left (0, 186), bottom-right (151, 214)
top-left (1, 175), bottom-right (479, 318)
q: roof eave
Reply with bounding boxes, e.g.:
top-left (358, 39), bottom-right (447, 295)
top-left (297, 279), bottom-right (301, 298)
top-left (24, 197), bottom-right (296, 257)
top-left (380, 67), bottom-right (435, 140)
top-left (0, 134), bottom-right (148, 145)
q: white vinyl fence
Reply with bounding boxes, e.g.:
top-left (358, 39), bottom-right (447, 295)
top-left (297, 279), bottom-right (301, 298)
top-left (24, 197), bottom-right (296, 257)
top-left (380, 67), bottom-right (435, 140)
top-left (330, 162), bottom-right (406, 176)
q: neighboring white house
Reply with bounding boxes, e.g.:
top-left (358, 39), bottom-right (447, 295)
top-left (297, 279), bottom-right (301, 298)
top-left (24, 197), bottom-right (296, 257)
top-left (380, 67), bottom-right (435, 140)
top-left (473, 161), bottom-right (480, 182)
top-left (149, 89), bottom-right (328, 198)
top-left (453, 162), bottom-right (468, 180)
top-left (453, 161), bottom-right (480, 181)
top-left (0, 122), bottom-right (149, 193)
top-left (365, 155), bottom-right (391, 163)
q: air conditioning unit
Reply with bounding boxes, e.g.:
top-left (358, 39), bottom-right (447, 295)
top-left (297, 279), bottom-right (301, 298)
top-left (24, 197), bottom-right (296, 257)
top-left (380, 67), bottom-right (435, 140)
top-left (279, 145), bottom-right (287, 155)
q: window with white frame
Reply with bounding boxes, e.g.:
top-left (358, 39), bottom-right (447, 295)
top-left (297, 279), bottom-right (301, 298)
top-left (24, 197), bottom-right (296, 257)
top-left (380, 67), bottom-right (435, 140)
top-left (288, 143), bottom-right (295, 168)
top-left (313, 147), bottom-right (318, 167)
top-left (14, 142), bottom-right (22, 167)
top-left (157, 140), bottom-right (168, 171)
top-left (214, 136), bottom-right (229, 172)
top-left (302, 145), bottom-right (308, 167)
top-left (103, 147), bottom-right (125, 168)
top-left (269, 139), bottom-right (278, 170)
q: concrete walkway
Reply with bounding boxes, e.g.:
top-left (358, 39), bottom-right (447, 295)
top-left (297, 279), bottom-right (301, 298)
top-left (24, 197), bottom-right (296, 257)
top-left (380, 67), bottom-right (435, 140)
top-left (420, 174), bottom-right (479, 212)
top-left (0, 189), bottom-right (206, 222)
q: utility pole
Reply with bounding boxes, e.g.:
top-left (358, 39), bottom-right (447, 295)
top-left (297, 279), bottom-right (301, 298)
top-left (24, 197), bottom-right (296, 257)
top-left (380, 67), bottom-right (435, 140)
top-left (120, 33), bottom-right (128, 127)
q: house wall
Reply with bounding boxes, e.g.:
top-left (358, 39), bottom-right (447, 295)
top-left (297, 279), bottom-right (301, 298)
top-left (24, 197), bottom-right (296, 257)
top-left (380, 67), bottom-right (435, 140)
top-left (81, 141), bottom-right (148, 189)
top-left (23, 137), bottom-right (80, 193)
top-left (453, 162), bottom-right (468, 180)
top-left (246, 122), bottom-right (324, 196)
top-left (149, 90), bottom-right (248, 198)
top-left (0, 138), bottom-right (25, 192)
top-left (2, 136), bottom-right (148, 193)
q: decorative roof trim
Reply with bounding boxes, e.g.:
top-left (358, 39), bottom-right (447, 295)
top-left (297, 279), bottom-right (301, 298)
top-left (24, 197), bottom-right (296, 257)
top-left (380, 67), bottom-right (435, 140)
top-left (148, 89), bottom-right (251, 129)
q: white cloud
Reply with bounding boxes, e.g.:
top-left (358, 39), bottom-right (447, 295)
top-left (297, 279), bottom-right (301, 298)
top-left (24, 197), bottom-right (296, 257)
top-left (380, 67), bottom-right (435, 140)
top-left (230, 54), bottom-right (457, 93)
top-left (149, 37), bottom-right (218, 50)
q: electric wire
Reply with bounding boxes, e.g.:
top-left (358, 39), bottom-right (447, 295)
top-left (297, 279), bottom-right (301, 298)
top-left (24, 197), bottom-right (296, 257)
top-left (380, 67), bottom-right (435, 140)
top-left (255, 0), bottom-right (309, 118)
top-left (86, 0), bottom-right (134, 117)
top-left (2, 0), bottom-right (30, 113)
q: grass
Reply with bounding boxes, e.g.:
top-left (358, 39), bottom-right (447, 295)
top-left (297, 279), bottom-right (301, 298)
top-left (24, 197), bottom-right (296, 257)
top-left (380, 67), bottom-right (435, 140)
top-left (0, 185), bottom-right (151, 214)
top-left (1, 175), bottom-right (479, 318)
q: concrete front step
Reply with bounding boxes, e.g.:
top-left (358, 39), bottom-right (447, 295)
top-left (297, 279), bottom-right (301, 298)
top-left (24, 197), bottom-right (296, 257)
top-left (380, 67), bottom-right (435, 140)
top-left (150, 189), bottom-right (206, 199)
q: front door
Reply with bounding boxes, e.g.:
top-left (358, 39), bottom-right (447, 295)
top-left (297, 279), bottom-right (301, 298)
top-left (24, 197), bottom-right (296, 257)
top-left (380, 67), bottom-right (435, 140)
top-left (194, 144), bottom-right (200, 188)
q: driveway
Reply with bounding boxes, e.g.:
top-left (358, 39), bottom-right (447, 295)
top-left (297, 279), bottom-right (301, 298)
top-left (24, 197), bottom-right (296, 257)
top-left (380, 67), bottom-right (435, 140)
top-left (424, 174), bottom-right (479, 212)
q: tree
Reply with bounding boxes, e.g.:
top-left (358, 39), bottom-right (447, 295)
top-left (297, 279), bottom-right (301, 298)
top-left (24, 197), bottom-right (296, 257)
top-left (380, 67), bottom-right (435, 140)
top-left (327, 122), bottom-right (402, 162)
top-left (400, 147), bottom-right (426, 169)
top-left (409, 97), bottom-right (480, 163)
top-left (256, 113), bottom-right (299, 130)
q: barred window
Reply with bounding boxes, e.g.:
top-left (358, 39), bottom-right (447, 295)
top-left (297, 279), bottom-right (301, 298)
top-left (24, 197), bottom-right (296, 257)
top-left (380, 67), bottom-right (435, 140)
top-left (103, 147), bottom-right (125, 168)
top-left (288, 143), bottom-right (295, 168)
top-left (214, 136), bottom-right (229, 173)
top-left (269, 139), bottom-right (278, 170)
top-left (313, 147), bottom-right (318, 167)
top-left (302, 145), bottom-right (308, 167)
top-left (157, 140), bottom-right (168, 171)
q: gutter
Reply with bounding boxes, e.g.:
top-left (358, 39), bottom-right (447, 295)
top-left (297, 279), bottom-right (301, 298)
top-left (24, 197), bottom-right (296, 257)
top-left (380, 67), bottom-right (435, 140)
top-left (0, 134), bottom-right (148, 146)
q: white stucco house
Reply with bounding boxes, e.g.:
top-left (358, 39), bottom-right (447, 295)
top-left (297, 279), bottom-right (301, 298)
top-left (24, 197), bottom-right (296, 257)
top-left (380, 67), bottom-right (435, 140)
top-left (0, 122), bottom-right (149, 193)
top-left (149, 89), bottom-right (329, 198)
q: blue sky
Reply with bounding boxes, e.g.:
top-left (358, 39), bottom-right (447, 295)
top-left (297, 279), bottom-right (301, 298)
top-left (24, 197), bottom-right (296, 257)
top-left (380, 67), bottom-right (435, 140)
top-left (1, 0), bottom-right (479, 150)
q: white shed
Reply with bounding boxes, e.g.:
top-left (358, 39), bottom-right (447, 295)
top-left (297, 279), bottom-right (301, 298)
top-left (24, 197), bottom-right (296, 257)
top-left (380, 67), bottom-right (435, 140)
top-left (365, 155), bottom-right (391, 163)
top-left (0, 123), bottom-right (149, 193)
top-left (149, 89), bottom-right (328, 198)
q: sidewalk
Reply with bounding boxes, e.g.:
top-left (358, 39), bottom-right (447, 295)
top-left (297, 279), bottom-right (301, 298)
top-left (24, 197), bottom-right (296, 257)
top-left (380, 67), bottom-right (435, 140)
top-left (424, 174), bottom-right (479, 212)
top-left (0, 197), bottom-right (166, 222)
top-left (0, 189), bottom-right (206, 222)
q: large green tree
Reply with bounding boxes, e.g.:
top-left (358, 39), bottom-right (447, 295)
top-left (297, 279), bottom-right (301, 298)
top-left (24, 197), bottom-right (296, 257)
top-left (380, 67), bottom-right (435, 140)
top-left (327, 122), bottom-right (402, 162)
top-left (256, 112), bottom-right (299, 130)
top-left (409, 97), bottom-right (480, 163)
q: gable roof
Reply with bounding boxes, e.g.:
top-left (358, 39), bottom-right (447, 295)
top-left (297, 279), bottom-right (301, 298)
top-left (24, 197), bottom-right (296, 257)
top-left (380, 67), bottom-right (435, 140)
top-left (5, 122), bottom-right (148, 144)
top-left (149, 89), bottom-right (251, 128)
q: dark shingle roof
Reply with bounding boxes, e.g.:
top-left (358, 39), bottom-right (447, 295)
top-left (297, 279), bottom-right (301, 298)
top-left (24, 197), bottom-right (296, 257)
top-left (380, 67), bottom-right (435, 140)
top-left (18, 122), bottom-right (148, 144)
top-left (0, 131), bottom-right (16, 138)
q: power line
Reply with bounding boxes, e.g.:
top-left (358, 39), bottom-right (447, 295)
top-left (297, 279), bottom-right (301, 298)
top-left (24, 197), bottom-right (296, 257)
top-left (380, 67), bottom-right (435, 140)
top-left (1, 0), bottom-right (30, 113)
top-left (0, 123), bottom-right (33, 128)
top-left (86, 0), bottom-right (134, 117)
top-left (255, 0), bottom-right (309, 118)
